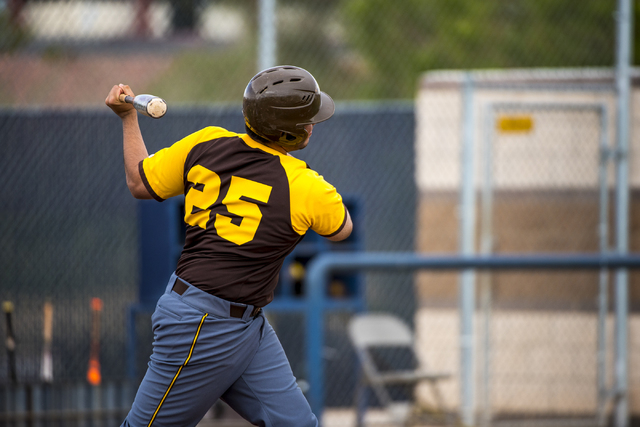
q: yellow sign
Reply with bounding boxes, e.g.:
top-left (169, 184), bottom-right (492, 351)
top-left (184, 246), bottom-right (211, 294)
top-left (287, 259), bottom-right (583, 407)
top-left (497, 115), bottom-right (534, 133)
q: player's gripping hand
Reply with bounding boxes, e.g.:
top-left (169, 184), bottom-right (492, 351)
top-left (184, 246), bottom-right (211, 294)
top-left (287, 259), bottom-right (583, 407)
top-left (105, 84), bottom-right (136, 118)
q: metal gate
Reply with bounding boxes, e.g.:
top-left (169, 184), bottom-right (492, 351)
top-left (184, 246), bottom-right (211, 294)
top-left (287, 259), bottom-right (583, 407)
top-left (478, 102), bottom-right (612, 426)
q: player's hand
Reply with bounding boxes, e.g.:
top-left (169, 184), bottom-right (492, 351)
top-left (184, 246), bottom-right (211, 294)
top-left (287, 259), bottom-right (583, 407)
top-left (105, 84), bottom-right (136, 118)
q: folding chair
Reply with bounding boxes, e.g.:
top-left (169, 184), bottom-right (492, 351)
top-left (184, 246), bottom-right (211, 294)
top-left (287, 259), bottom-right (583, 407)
top-left (348, 313), bottom-right (453, 426)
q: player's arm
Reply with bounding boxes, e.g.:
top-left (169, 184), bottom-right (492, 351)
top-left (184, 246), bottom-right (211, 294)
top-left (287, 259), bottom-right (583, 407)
top-left (326, 205), bottom-right (353, 242)
top-left (105, 84), bottom-right (152, 199)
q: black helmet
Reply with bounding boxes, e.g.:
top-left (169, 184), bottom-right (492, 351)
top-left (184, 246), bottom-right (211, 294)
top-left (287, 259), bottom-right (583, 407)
top-left (243, 65), bottom-right (335, 147)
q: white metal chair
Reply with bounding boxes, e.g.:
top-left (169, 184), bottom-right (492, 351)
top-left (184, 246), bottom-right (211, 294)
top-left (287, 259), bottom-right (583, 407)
top-left (348, 313), bottom-right (453, 426)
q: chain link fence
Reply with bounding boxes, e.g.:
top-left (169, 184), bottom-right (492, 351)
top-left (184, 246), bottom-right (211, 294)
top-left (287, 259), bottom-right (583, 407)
top-left (0, 105), bottom-right (416, 425)
top-left (0, 0), bottom-right (637, 426)
top-left (415, 69), bottom-right (640, 426)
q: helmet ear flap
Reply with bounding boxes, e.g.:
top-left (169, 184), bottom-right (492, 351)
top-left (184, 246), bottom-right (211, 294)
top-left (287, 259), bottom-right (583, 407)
top-left (277, 128), bottom-right (308, 147)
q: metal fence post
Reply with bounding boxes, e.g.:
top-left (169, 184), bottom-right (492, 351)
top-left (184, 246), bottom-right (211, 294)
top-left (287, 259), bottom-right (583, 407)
top-left (614, 1), bottom-right (632, 427)
top-left (307, 256), bottom-right (328, 423)
top-left (597, 104), bottom-right (612, 427)
top-left (479, 104), bottom-right (495, 427)
top-left (459, 72), bottom-right (477, 427)
top-left (258, 0), bottom-right (277, 71)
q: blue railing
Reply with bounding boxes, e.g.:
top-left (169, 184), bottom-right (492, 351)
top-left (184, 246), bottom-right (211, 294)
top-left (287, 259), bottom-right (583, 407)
top-left (304, 252), bottom-right (640, 425)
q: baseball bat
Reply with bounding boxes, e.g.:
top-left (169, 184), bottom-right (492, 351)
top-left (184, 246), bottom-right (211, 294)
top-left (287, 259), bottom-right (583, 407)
top-left (41, 301), bottom-right (54, 383)
top-left (3, 301), bottom-right (17, 384)
top-left (119, 93), bottom-right (167, 119)
top-left (87, 298), bottom-right (102, 386)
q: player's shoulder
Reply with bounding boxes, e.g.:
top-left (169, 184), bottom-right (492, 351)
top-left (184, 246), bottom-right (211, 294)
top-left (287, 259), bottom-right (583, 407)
top-left (168, 126), bottom-right (242, 156)
top-left (281, 157), bottom-right (333, 192)
top-left (274, 153), bottom-right (318, 181)
top-left (279, 152), bottom-right (310, 172)
top-left (187, 126), bottom-right (240, 143)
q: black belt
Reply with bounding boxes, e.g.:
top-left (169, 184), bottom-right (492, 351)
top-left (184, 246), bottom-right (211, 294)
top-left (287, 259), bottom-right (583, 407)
top-left (172, 279), bottom-right (262, 319)
top-left (230, 304), bottom-right (262, 318)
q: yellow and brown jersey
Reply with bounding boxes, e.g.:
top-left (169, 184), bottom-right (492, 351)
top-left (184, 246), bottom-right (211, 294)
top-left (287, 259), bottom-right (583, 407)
top-left (139, 126), bottom-right (347, 307)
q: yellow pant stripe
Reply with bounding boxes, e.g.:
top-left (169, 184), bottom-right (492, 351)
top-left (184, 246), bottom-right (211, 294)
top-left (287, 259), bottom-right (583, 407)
top-left (147, 313), bottom-right (209, 427)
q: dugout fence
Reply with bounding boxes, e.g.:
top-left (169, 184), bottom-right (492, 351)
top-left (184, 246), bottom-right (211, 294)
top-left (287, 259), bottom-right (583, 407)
top-left (0, 104), bottom-right (417, 426)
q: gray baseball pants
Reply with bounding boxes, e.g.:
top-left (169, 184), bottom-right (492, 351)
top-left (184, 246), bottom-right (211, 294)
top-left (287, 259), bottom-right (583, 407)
top-left (121, 272), bottom-right (317, 427)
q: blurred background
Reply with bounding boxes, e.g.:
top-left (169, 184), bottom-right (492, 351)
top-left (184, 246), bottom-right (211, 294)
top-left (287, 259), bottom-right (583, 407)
top-left (1, 0), bottom-right (639, 426)
top-left (0, 0), bottom-right (629, 105)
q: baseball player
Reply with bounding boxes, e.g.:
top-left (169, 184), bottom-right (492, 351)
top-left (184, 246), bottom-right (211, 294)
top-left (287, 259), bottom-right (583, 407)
top-left (105, 65), bottom-right (352, 427)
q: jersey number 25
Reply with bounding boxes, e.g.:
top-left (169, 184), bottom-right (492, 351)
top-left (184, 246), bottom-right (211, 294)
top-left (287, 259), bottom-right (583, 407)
top-left (184, 165), bottom-right (272, 245)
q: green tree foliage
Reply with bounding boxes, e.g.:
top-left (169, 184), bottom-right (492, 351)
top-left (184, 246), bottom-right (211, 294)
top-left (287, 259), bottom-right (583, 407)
top-left (0, 11), bottom-right (31, 52)
top-left (341, 0), bottom-right (619, 99)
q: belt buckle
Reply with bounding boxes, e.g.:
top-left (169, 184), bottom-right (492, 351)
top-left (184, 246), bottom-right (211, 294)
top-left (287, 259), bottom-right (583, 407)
top-left (251, 307), bottom-right (262, 317)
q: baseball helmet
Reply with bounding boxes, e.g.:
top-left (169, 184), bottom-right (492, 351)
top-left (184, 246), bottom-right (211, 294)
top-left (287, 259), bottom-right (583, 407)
top-left (243, 65), bottom-right (335, 147)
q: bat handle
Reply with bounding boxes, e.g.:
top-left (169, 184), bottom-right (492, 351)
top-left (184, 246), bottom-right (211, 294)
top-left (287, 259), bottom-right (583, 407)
top-left (119, 93), bottom-right (134, 104)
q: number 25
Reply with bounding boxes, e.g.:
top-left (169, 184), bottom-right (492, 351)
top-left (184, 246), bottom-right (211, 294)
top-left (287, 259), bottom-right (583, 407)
top-left (185, 165), bottom-right (272, 245)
